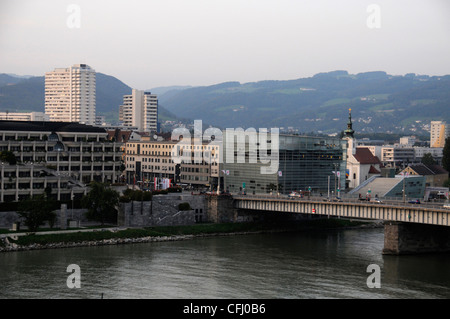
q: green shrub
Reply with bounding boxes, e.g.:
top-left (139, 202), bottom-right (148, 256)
top-left (121, 189), bottom-right (153, 202)
top-left (167, 187), bottom-right (182, 193)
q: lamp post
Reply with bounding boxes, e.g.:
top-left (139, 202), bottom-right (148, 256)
top-left (333, 163), bottom-right (339, 196)
top-left (327, 175), bottom-right (330, 200)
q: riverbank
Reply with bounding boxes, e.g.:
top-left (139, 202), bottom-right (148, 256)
top-left (0, 218), bottom-right (383, 253)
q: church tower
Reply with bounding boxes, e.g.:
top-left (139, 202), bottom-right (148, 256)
top-left (343, 108), bottom-right (356, 155)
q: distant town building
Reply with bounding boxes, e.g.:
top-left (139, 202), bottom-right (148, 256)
top-left (45, 64), bottom-right (96, 125)
top-left (0, 111), bottom-right (49, 122)
top-left (94, 115), bottom-right (106, 126)
top-left (413, 147), bottom-right (443, 165)
top-left (119, 89), bottom-right (158, 133)
top-left (430, 121), bottom-right (449, 148)
top-left (399, 136), bottom-right (416, 147)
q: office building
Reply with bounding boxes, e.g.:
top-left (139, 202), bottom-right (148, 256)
top-left (0, 120), bottom-right (124, 202)
top-left (45, 64), bottom-right (96, 125)
top-left (222, 131), bottom-right (347, 195)
top-left (119, 89), bottom-right (158, 133)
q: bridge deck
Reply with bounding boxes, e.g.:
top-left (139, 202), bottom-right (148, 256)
top-left (233, 196), bottom-right (450, 227)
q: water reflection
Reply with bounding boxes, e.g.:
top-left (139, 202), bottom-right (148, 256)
top-left (1, 228), bottom-right (450, 299)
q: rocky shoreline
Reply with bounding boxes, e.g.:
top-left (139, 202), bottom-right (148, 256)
top-left (0, 230), bottom-right (279, 253)
top-left (0, 234), bottom-right (195, 252)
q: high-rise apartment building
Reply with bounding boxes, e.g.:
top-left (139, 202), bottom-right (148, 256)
top-left (119, 89), bottom-right (158, 132)
top-left (430, 121), bottom-right (449, 148)
top-left (45, 64), bottom-right (96, 125)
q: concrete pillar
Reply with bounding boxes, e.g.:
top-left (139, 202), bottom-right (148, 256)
top-left (383, 222), bottom-right (450, 255)
top-left (60, 204), bottom-right (67, 230)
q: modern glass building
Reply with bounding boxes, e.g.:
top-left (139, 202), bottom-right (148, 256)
top-left (221, 132), bottom-right (347, 195)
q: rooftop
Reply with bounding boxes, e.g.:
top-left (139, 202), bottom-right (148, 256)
top-left (407, 163), bottom-right (448, 176)
top-left (0, 120), bottom-right (106, 133)
top-left (354, 147), bottom-right (382, 165)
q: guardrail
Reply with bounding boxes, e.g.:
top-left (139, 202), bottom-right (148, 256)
top-left (232, 194), bottom-right (450, 210)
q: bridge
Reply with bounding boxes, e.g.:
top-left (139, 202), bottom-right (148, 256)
top-left (231, 195), bottom-right (450, 255)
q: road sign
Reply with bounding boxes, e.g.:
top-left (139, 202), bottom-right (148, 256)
top-left (312, 208), bottom-right (316, 213)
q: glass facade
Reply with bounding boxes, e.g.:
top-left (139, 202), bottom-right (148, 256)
top-left (222, 133), bottom-right (347, 195)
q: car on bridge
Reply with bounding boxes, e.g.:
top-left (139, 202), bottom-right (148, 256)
top-left (322, 196), bottom-right (342, 202)
top-left (408, 199), bottom-right (421, 204)
top-left (288, 191), bottom-right (303, 198)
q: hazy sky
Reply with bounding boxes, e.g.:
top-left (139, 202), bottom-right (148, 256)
top-left (1, 0), bottom-right (449, 89)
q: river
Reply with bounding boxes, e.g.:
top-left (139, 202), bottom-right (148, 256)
top-left (1, 227), bottom-right (450, 299)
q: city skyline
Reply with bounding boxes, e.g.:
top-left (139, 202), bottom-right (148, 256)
top-left (1, 0), bottom-right (450, 90)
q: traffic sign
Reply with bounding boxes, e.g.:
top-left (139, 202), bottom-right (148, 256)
top-left (312, 208), bottom-right (316, 213)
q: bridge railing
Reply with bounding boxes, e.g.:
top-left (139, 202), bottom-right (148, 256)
top-left (232, 194), bottom-right (450, 211)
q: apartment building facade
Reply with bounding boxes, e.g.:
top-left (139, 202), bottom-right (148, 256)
top-left (430, 121), bottom-right (449, 148)
top-left (45, 64), bottom-right (96, 125)
top-left (124, 138), bottom-right (220, 189)
top-left (0, 121), bottom-right (123, 202)
top-left (119, 89), bottom-right (158, 133)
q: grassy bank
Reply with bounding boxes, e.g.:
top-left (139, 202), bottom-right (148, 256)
top-left (7, 218), bottom-right (371, 247)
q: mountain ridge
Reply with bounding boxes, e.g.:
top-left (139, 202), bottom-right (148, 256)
top-left (1, 70), bottom-right (449, 135)
top-left (156, 70), bottom-right (450, 134)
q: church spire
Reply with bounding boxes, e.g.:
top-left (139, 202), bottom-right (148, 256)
top-left (344, 108), bottom-right (355, 138)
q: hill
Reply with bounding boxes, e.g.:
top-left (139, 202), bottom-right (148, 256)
top-left (1, 70), bottom-right (449, 135)
top-left (157, 71), bottom-right (450, 135)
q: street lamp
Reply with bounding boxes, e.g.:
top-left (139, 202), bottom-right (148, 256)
top-left (333, 163), bottom-right (339, 196)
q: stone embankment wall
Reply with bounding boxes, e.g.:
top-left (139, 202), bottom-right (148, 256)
top-left (0, 208), bottom-right (90, 230)
top-left (118, 194), bottom-right (208, 227)
top-left (0, 194), bottom-right (235, 230)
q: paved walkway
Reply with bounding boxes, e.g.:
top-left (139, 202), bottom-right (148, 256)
top-left (0, 226), bottom-right (127, 239)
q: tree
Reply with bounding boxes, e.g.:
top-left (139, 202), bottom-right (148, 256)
top-left (17, 195), bottom-right (56, 232)
top-left (421, 153), bottom-right (437, 166)
top-left (81, 182), bottom-right (120, 225)
top-left (0, 151), bottom-right (17, 165)
top-left (443, 137), bottom-right (450, 174)
top-left (444, 178), bottom-right (450, 188)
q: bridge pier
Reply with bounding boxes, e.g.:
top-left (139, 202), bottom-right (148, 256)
top-left (383, 222), bottom-right (450, 255)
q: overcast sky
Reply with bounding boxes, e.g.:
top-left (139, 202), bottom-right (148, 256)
top-left (1, 0), bottom-right (449, 90)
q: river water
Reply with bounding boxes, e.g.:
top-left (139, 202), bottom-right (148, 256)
top-left (1, 227), bottom-right (450, 299)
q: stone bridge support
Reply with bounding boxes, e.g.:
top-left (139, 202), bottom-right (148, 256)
top-left (383, 222), bottom-right (450, 255)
